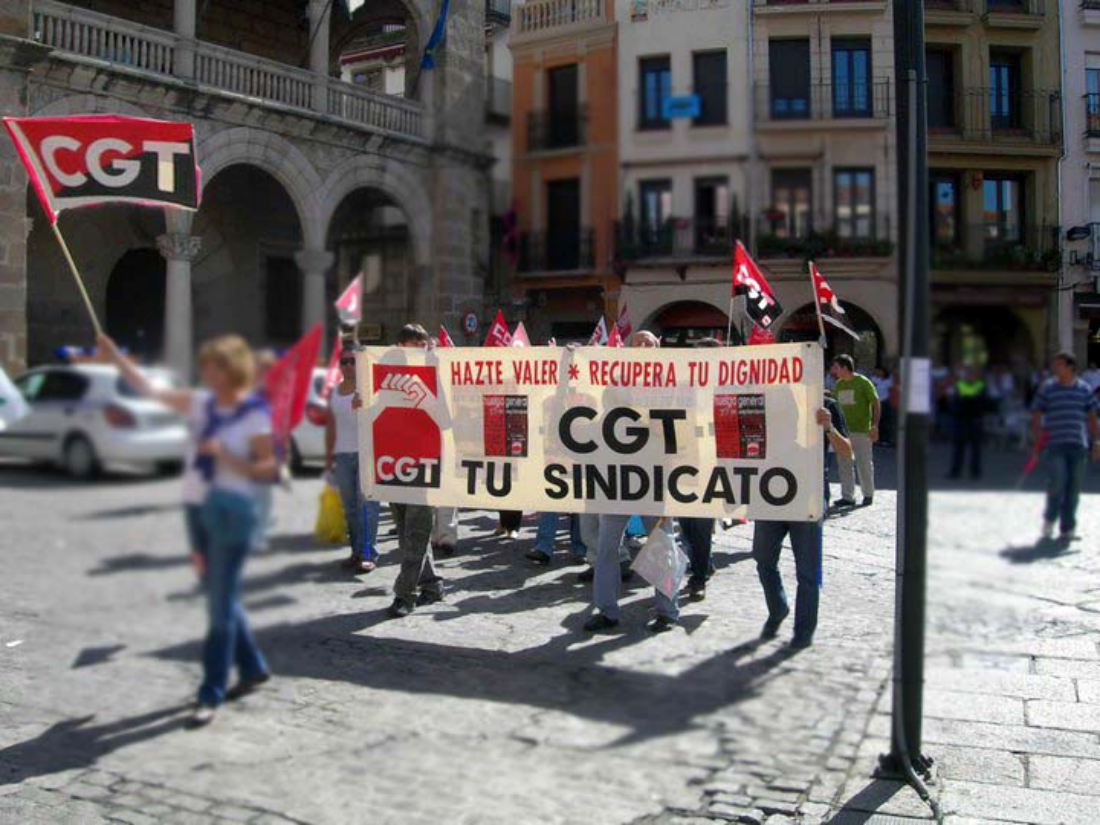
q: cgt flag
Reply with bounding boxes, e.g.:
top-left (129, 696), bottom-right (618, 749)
top-left (266, 323), bottom-right (323, 451)
top-left (438, 325), bottom-right (456, 348)
top-left (809, 261), bottom-right (860, 341)
top-left (588, 316), bottom-right (609, 346)
top-left (511, 321), bottom-right (531, 348)
top-left (335, 275), bottom-right (363, 324)
top-left (3, 115), bottom-right (199, 225)
top-left (732, 241), bottom-right (783, 329)
top-left (484, 310), bottom-right (512, 347)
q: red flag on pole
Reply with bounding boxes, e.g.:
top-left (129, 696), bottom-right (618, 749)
top-left (607, 324), bottom-right (625, 348)
top-left (747, 324), bottom-right (776, 346)
top-left (439, 325), bottom-right (456, 348)
top-left (484, 310), bottom-right (512, 347)
top-left (810, 261), bottom-right (846, 315)
top-left (587, 316), bottom-right (609, 346)
top-left (615, 303), bottom-right (633, 340)
top-left (511, 321), bottom-right (531, 348)
top-left (320, 333), bottom-right (343, 400)
top-left (335, 275), bottom-right (363, 324)
top-left (265, 323), bottom-right (323, 449)
top-left (732, 241), bottom-right (783, 329)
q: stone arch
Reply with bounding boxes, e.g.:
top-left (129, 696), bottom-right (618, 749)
top-left (643, 300), bottom-right (734, 347)
top-left (778, 301), bottom-right (887, 369)
top-left (318, 156), bottom-right (432, 268)
top-left (196, 127), bottom-right (325, 248)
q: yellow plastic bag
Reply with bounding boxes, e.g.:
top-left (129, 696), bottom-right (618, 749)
top-left (314, 485), bottom-right (347, 544)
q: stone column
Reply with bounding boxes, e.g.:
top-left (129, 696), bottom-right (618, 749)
top-left (173, 0), bottom-right (196, 79)
top-left (295, 248), bottom-right (334, 338)
top-left (307, 0), bottom-right (331, 113)
top-left (157, 227), bottom-right (201, 381)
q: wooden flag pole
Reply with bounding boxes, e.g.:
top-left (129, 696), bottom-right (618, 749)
top-left (50, 221), bottom-right (103, 337)
top-left (725, 294), bottom-right (735, 346)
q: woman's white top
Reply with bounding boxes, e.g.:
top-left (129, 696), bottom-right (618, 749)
top-left (183, 391), bottom-right (272, 500)
top-left (330, 387), bottom-right (359, 456)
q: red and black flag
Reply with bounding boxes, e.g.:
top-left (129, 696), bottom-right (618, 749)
top-left (732, 241), bottom-right (783, 329)
top-left (3, 115), bottom-right (199, 224)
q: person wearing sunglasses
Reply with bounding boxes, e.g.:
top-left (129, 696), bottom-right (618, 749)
top-left (325, 346), bottom-right (377, 574)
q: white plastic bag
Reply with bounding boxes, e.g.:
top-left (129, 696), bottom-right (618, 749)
top-left (631, 524), bottom-right (690, 599)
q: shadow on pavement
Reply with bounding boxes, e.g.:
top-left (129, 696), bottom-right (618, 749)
top-left (0, 462), bottom-right (157, 490)
top-left (88, 553), bottom-right (191, 576)
top-left (999, 538), bottom-right (1080, 565)
top-left (824, 777), bottom-right (923, 824)
top-left (77, 504), bottom-right (181, 521)
top-left (0, 706), bottom-right (191, 788)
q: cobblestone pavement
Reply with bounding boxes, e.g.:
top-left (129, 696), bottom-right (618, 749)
top-left (0, 448), bottom-right (1097, 825)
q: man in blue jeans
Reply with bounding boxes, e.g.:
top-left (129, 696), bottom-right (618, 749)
top-left (1030, 351), bottom-right (1100, 542)
top-left (753, 400), bottom-right (851, 650)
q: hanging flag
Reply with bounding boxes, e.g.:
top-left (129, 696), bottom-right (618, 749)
top-left (808, 260), bottom-right (860, 341)
top-left (615, 303), bottom-right (633, 340)
top-left (3, 115), bottom-right (200, 225)
top-left (419, 0), bottom-right (450, 69)
top-left (511, 321), bottom-right (531, 348)
top-left (732, 241), bottom-right (783, 329)
top-left (439, 325), bottom-right (456, 348)
top-left (747, 324), bottom-right (776, 347)
top-left (0, 366), bottom-right (29, 430)
top-left (607, 324), bottom-right (625, 348)
top-left (265, 323), bottom-right (323, 450)
top-left (587, 316), bottom-right (609, 346)
top-left (335, 274), bottom-right (363, 324)
top-left (484, 309), bottom-right (512, 347)
top-left (320, 334), bottom-right (344, 400)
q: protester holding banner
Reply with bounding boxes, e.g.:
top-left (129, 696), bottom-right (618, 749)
top-left (98, 333), bottom-right (275, 726)
top-left (829, 355), bottom-right (879, 508)
top-left (387, 324), bottom-right (445, 618)
top-left (325, 345), bottom-right (377, 574)
top-left (753, 400), bottom-right (851, 650)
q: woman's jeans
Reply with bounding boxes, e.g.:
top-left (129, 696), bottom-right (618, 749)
top-left (1044, 445), bottom-right (1087, 534)
top-left (332, 453), bottom-right (380, 561)
top-left (595, 515), bottom-right (678, 621)
top-left (195, 492), bottom-right (267, 707)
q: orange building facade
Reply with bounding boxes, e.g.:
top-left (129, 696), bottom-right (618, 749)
top-left (509, 0), bottom-right (619, 343)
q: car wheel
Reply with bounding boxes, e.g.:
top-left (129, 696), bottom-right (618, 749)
top-left (288, 438), bottom-right (304, 476)
top-left (64, 435), bottom-right (100, 480)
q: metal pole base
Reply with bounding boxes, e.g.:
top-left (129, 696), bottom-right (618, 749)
top-left (875, 751), bottom-right (936, 782)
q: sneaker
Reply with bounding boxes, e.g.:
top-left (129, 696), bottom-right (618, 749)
top-left (833, 498), bottom-right (856, 509)
top-left (861, 496), bottom-right (874, 507)
top-left (226, 672), bottom-right (271, 702)
top-left (760, 606), bottom-right (791, 640)
top-left (566, 554), bottom-right (588, 566)
top-left (648, 615), bottom-right (677, 634)
top-left (186, 704), bottom-right (217, 729)
top-left (415, 589), bottom-right (444, 607)
top-left (1041, 521), bottom-right (1056, 541)
top-left (577, 567), bottom-right (595, 583)
top-left (582, 613), bottom-right (619, 633)
top-left (506, 530), bottom-right (520, 540)
top-left (387, 598), bottom-right (415, 619)
top-left (687, 580), bottom-right (707, 602)
top-left (525, 549), bottom-right (552, 566)
top-left (491, 526), bottom-right (507, 538)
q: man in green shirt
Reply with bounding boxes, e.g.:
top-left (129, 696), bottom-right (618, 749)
top-left (829, 354), bottom-right (880, 507)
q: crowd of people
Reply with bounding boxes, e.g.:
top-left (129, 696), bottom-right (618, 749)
top-left (91, 324), bottom-right (1098, 731)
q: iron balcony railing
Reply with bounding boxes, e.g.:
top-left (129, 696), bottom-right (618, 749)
top-left (526, 105), bottom-right (588, 151)
top-left (614, 218), bottom-right (746, 262)
top-left (1086, 94), bottom-right (1100, 138)
top-left (927, 87), bottom-right (1062, 145)
top-left (755, 80), bottom-right (893, 123)
top-left (754, 222), bottom-right (895, 259)
top-left (930, 224), bottom-right (1060, 271)
top-left (517, 229), bottom-right (596, 273)
top-left (486, 76), bottom-right (512, 122)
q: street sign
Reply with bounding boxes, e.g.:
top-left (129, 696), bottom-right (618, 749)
top-left (462, 310), bottom-right (479, 337)
top-left (662, 95), bottom-right (700, 120)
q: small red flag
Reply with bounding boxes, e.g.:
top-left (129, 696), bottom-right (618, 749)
top-left (732, 241), bottom-right (782, 329)
top-left (439, 325), bottom-right (456, 348)
top-left (511, 321), bottom-right (531, 348)
top-left (747, 324), bottom-right (776, 346)
top-left (484, 310), bottom-right (512, 347)
top-left (615, 304), bottom-right (633, 340)
top-left (335, 275), bottom-right (363, 324)
top-left (320, 334), bottom-right (343, 400)
top-left (607, 324), bottom-right (624, 348)
top-left (265, 324), bottom-right (323, 449)
top-left (810, 261), bottom-right (845, 315)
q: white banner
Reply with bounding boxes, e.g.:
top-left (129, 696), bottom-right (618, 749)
top-left (357, 343), bottom-right (824, 521)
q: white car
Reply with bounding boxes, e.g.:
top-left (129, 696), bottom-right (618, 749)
top-left (0, 363), bottom-right (188, 478)
top-left (288, 367), bottom-right (331, 473)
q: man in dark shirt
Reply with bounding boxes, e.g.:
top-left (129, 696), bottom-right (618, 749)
top-left (751, 398), bottom-right (851, 650)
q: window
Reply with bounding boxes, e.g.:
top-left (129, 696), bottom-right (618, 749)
top-left (639, 179), bottom-right (673, 252)
top-left (639, 56), bottom-right (671, 130)
top-left (832, 39), bottom-right (872, 117)
top-left (769, 40), bottom-right (811, 120)
top-left (546, 178), bottom-right (581, 270)
top-left (834, 169), bottom-right (875, 239)
top-left (547, 64), bottom-right (580, 147)
top-left (982, 174), bottom-right (1023, 244)
top-left (771, 169), bottom-right (812, 238)
top-left (13, 372), bottom-right (44, 401)
top-left (692, 51), bottom-right (727, 126)
top-left (1087, 66), bottom-right (1100, 137)
top-left (989, 52), bottom-right (1021, 130)
top-left (926, 49), bottom-right (957, 129)
top-left (694, 177), bottom-right (730, 252)
top-left (930, 173), bottom-right (960, 248)
top-left (35, 371), bottom-right (89, 402)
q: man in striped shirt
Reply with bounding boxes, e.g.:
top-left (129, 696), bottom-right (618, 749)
top-left (1030, 351), bottom-right (1100, 541)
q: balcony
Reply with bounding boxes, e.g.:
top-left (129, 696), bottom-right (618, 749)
top-left (927, 88), bottom-right (1062, 148)
top-left (30, 0), bottom-right (425, 142)
top-left (755, 81), bottom-right (893, 126)
top-left (924, 0), bottom-right (978, 25)
top-left (1086, 94), bottom-right (1100, 139)
top-left (517, 229), bottom-right (596, 274)
top-left (754, 0), bottom-right (888, 13)
top-left (526, 106), bottom-right (588, 152)
top-left (486, 76), bottom-right (512, 123)
top-left (614, 218), bottom-right (744, 264)
top-left (930, 224), bottom-right (1060, 272)
top-left (512, 0), bottom-right (608, 43)
top-left (983, 0), bottom-right (1045, 28)
top-left (755, 226), bottom-right (895, 260)
top-left (486, 0), bottom-right (512, 26)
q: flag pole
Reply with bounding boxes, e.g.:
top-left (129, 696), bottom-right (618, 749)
top-left (725, 295), bottom-right (735, 346)
top-left (50, 221), bottom-right (103, 337)
top-left (808, 260), bottom-right (827, 349)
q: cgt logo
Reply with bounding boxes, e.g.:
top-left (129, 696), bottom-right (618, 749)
top-left (371, 364), bottom-right (441, 489)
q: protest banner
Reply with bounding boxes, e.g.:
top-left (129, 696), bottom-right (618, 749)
top-left (356, 343), bottom-right (824, 521)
